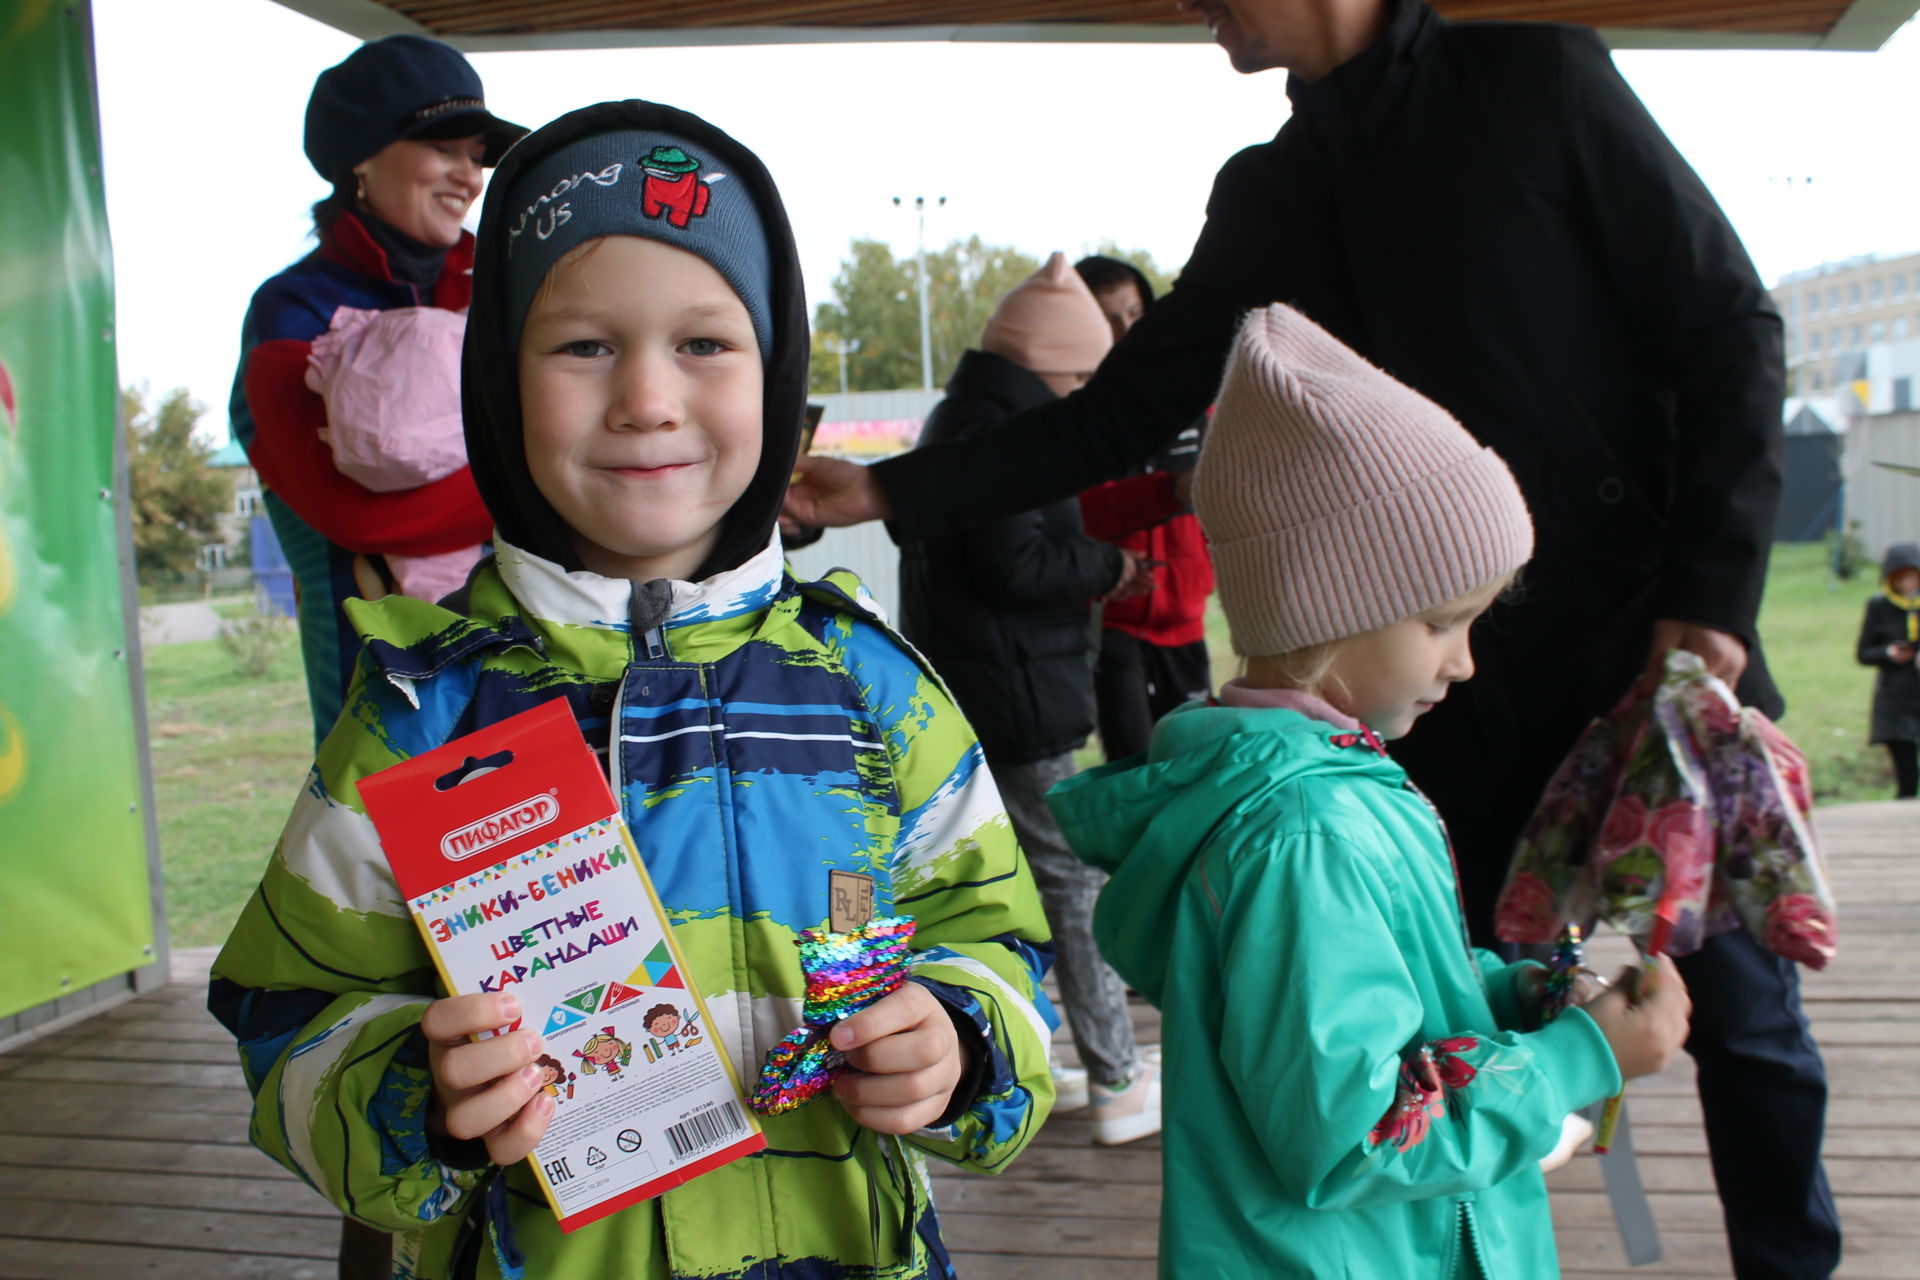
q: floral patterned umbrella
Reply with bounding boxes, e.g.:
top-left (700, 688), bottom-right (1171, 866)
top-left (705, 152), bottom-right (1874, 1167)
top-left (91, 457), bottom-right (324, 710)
top-left (1496, 650), bottom-right (1836, 969)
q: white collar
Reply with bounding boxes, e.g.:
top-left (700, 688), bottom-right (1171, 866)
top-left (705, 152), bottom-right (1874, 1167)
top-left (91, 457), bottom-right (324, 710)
top-left (491, 533), bottom-right (785, 633)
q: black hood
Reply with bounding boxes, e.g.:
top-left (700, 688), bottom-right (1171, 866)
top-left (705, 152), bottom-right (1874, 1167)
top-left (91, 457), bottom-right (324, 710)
top-left (462, 100), bottom-right (810, 579)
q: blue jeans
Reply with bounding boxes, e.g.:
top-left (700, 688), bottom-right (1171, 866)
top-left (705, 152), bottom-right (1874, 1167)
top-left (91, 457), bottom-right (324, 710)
top-left (1674, 927), bottom-right (1842, 1280)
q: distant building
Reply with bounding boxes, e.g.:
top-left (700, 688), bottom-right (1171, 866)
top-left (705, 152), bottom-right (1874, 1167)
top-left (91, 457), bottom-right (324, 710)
top-left (1772, 251), bottom-right (1920, 396)
top-left (204, 437), bottom-right (262, 543)
top-left (1775, 397), bottom-right (1845, 543)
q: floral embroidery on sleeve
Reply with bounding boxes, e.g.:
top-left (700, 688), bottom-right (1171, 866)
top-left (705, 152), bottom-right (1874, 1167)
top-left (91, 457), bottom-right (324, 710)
top-left (1369, 1036), bottom-right (1480, 1153)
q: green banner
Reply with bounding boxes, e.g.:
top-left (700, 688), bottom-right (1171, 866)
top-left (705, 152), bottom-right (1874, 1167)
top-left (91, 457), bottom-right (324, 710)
top-left (0, 0), bottom-right (156, 1019)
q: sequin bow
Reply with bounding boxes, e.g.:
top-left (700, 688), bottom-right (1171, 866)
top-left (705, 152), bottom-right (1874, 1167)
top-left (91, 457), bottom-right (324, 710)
top-left (750, 915), bottom-right (916, 1116)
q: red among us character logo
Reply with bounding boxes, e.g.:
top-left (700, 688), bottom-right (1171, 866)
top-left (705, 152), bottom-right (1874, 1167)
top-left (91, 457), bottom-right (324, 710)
top-left (638, 146), bottom-right (720, 229)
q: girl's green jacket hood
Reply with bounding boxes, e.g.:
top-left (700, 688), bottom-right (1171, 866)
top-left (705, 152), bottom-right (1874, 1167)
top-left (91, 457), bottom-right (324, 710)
top-left (1047, 702), bottom-right (1621, 1280)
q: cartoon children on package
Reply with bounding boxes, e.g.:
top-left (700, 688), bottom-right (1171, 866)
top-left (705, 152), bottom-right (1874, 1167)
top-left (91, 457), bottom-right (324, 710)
top-left (645, 1004), bottom-right (703, 1058)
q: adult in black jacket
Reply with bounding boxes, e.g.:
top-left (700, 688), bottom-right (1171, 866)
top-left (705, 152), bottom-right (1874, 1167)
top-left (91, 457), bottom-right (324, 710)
top-left (900, 256), bottom-right (1158, 1143)
top-left (798, 0), bottom-right (1832, 1272)
top-left (1856, 542), bottom-right (1920, 798)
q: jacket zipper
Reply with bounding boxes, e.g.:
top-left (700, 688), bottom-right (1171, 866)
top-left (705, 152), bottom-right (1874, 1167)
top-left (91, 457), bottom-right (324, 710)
top-left (1457, 1197), bottom-right (1493, 1280)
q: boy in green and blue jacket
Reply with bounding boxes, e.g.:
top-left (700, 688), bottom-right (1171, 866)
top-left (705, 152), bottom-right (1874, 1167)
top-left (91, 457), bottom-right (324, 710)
top-left (209, 101), bottom-right (1054, 1280)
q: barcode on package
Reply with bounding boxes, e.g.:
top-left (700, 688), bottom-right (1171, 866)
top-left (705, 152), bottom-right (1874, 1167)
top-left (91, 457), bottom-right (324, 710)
top-left (666, 1101), bottom-right (746, 1160)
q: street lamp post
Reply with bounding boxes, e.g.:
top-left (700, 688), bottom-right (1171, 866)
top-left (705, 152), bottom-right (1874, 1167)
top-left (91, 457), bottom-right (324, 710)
top-left (825, 337), bottom-right (861, 396)
top-left (894, 195), bottom-right (945, 391)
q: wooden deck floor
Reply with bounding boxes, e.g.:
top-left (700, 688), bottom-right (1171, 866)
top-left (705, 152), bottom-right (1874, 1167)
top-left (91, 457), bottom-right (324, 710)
top-left (0, 802), bottom-right (1909, 1278)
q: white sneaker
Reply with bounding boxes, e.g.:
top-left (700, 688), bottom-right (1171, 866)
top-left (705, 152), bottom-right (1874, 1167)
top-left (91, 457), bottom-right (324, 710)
top-left (1090, 1057), bottom-right (1161, 1145)
top-left (1051, 1061), bottom-right (1090, 1113)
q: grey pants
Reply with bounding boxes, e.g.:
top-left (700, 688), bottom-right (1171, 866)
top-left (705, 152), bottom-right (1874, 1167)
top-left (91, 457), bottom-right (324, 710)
top-left (993, 752), bottom-right (1138, 1087)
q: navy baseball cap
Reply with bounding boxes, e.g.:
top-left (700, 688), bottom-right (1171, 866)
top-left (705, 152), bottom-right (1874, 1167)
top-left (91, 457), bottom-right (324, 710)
top-left (304, 35), bottom-right (526, 186)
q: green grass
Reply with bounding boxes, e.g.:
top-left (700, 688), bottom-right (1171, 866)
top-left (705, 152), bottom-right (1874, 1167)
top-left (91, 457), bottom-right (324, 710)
top-left (143, 634), bottom-right (313, 947)
top-left (1755, 542), bottom-right (1888, 805)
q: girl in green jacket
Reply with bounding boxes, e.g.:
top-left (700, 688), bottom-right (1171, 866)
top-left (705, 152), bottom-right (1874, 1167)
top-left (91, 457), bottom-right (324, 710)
top-left (1047, 305), bottom-right (1690, 1279)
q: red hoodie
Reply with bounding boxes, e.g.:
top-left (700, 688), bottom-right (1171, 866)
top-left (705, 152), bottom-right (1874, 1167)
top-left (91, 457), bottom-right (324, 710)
top-left (1078, 470), bottom-right (1213, 647)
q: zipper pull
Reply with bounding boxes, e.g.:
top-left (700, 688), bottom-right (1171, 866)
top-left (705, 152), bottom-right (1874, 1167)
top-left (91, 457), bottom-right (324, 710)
top-left (642, 625), bottom-right (666, 661)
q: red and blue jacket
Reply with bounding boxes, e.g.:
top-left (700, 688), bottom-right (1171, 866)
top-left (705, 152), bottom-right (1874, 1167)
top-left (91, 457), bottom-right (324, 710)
top-left (228, 212), bottom-right (493, 743)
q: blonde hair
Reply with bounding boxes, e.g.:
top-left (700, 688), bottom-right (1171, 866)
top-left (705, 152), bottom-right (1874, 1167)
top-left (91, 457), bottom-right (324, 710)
top-left (1241, 638), bottom-right (1347, 700)
top-left (1235, 569), bottom-right (1523, 698)
top-left (525, 236), bottom-right (610, 322)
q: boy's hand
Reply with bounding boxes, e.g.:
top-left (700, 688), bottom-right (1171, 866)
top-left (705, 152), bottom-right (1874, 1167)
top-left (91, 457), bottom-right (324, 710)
top-left (422, 993), bottom-right (553, 1166)
top-left (828, 983), bottom-right (964, 1134)
top-left (785, 455), bottom-right (892, 528)
top-left (1583, 955), bottom-right (1691, 1082)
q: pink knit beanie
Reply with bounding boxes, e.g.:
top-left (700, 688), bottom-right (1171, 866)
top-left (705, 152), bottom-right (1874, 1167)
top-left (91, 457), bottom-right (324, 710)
top-left (979, 252), bottom-right (1113, 374)
top-left (1195, 304), bottom-right (1533, 657)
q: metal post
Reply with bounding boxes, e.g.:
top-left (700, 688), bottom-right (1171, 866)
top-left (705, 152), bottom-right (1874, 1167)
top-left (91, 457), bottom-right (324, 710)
top-left (894, 195), bottom-right (945, 391)
top-left (826, 337), bottom-right (860, 395)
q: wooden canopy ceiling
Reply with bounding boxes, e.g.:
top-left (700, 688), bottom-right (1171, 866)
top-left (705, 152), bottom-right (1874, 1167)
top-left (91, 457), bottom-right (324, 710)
top-left (277, 0), bottom-right (1918, 51)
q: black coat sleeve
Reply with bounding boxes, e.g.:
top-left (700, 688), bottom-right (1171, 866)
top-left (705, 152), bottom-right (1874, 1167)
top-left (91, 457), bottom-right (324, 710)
top-left (1558, 30), bottom-right (1784, 644)
top-left (915, 392), bottom-right (1125, 609)
top-left (1858, 599), bottom-right (1905, 666)
top-left (872, 152), bottom-right (1268, 544)
top-left (960, 506), bottom-right (1124, 610)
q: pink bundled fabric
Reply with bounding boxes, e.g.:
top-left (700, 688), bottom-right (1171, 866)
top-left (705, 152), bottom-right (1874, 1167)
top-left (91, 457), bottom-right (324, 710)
top-left (305, 305), bottom-right (485, 601)
top-left (306, 305), bottom-right (470, 489)
top-left (1496, 650), bottom-right (1837, 969)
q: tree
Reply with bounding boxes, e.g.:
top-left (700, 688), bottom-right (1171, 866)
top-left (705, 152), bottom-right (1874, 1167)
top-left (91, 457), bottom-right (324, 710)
top-left (812, 237), bottom-right (1039, 394)
top-left (810, 238), bottom-right (1178, 395)
top-left (124, 385), bottom-right (231, 579)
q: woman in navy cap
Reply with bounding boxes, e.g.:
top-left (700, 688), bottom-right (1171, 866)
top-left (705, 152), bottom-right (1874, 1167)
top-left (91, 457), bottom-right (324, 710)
top-left (229, 35), bottom-right (524, 748)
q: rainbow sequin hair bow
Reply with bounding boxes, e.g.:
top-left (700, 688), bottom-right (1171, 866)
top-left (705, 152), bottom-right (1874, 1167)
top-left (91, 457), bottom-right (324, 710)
top-left (750, 915), bottom-right (916, 1116)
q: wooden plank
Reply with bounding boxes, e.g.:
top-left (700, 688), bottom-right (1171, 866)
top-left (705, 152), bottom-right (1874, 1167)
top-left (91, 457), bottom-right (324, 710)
top-left (947, 1142), bottom-right (1161, 1186)
top-left (0, 1200), bottom-right (337, 1258)
top-left (938, 1208), bottom-right (1159, 1259)
top-left (0, 1136), bottom-right (289, 1180)
top-left (18, 1080), bottom-right (255, 1119)
top-left (947, 1255), bottom-right (1156, 1280)
top-left (1556, 1225), bottom-right (1918, 1277)
top-left (933, 1174), bottom-right (1160, 1220)
top-left (387, 0), bottom-right (1857, 42)
top-left (0, 1239), bottom-right (333, 1280)
top-left (1545, 1153), bottom-right (1920, 1196)
top-left (19, 1035), bottom-right (239, 1066)
top-left (1548, 1189), bottom-right (1920, 1236)
top-left (46, 1007), bottom-right (235, 1043)
top-left (8, 1058), bottom-right (245, 1089)
top-left (1615, 1092), bottom-right (1920, 1128)
top-left (0, 1166), bottom-right (333, 1218)
top-left (0, 1098), bottom-right (252, 1146)
top-left (1614, 1123), bottom-right (1920, 1159)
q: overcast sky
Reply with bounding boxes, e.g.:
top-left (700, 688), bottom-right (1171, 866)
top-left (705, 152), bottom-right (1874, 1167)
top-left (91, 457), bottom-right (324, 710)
top-left (90, 0), bottom-right (1920, 442)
